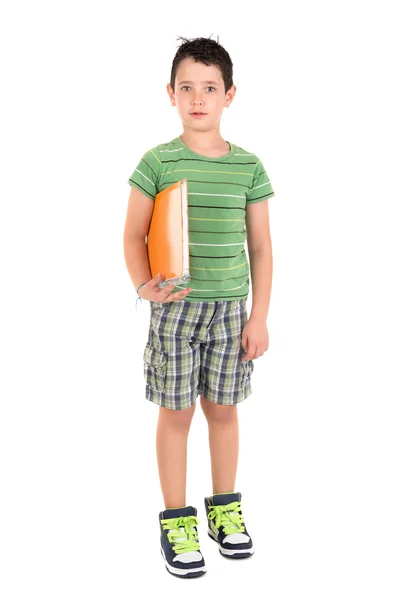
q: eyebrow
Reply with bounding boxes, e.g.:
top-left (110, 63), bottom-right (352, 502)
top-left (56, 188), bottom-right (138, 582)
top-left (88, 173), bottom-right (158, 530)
top-left (177, 80), bottom-right (220, 85)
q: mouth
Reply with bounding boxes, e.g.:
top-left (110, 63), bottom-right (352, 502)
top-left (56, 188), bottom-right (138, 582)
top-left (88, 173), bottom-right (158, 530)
top-left (190, 112), bottom-right (207, 117)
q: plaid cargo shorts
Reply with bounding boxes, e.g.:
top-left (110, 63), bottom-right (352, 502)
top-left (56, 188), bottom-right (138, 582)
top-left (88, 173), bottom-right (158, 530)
top-left (143, 299), bottom-right (254, 410)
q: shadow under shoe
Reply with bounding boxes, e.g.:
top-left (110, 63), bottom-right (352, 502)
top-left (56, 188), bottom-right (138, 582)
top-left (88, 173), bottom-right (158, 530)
top-left (204, 492), bottom-right (254, 559)
top-left (159, 505), bottom-right (206, 578)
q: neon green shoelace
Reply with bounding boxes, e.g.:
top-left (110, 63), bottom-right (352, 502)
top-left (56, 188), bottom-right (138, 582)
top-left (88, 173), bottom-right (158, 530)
top-left (207, 501), bottom-right (245, 535)
top-left (160, 515), bottom-right (201, 554)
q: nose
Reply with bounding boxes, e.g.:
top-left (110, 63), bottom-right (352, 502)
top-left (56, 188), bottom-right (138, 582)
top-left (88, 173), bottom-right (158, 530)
top-left (192, 91), bottom-right (204, 105)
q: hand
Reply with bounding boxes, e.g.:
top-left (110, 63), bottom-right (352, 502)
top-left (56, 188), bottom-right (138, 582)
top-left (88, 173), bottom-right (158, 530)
top-left (241, 317), bottom-right (269, 360)
top-left (138, 273), bottom-right (192, 303)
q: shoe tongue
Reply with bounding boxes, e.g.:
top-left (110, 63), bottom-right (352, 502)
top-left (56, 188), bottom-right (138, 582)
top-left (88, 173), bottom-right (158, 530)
top-left (162, 505), bottom-right (197, 519)
top-left (212, 492), bottom-right (241, 506)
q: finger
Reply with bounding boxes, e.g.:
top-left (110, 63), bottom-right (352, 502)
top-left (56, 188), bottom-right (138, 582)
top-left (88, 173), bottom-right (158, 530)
top-left (242, 345), bottom-right (256, 360)
top-left (248, 344), bottom-right (256, 357)
top-left (252, 346), bottom-right (262, 359)
top-left (150, 275), bottom-right (163, 291)
top-left (163, 283), bottom-right (175, 295)
top-left (170, 288), bottom-right (191, 301)
top-left (167, 288), bottom-right (190, 301)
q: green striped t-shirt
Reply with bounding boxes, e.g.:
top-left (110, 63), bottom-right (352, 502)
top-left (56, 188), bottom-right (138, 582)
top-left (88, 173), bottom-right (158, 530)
top-left (127, 135), bottom-right (275, 302)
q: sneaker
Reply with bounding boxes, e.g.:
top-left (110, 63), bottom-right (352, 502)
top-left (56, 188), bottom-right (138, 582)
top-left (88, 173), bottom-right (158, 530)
top-left (204, 492), bottom-right (254, 558)
top-left (159, 505), bottom-right (207, 578)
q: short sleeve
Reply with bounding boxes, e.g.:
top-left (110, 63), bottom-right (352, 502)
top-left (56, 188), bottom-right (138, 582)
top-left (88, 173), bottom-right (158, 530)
top-left (247, 158), bottom-right (275, 204)
top-left (127, 147), bottom-right (161, 200)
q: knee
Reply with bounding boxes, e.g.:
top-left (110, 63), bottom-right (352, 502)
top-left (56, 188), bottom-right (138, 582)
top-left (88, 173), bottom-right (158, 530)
top-left (200, 396), bottom-right (237, 425)
top-left (158, 404), bottom-right (195, 433)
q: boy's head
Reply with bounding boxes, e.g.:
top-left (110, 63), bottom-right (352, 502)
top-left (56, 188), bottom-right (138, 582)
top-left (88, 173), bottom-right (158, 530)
top-left (170, 36), bottom-right (234, 94)
top-left (167, 36), bottom-right (236, 132)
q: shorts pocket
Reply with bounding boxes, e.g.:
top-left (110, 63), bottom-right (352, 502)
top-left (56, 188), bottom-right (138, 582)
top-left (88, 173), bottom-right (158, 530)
top-left (143, 343), bottom-right (168, 392)
top-left (150, 300), bottom-right (175, 311)
top-left (241, 358), bottom-right (254, 387)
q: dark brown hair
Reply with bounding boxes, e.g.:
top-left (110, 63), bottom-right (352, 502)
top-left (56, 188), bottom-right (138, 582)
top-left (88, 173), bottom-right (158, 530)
top-left (170, 35), bottom-right (234, 94)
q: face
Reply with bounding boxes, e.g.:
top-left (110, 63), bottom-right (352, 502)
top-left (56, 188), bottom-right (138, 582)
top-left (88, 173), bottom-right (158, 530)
top-left (167, 57), bottom-right (236, 131)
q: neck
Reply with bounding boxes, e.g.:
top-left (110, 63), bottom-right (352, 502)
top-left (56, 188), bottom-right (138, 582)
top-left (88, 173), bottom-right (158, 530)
top-left (180, 127), bottom-right (227, 152)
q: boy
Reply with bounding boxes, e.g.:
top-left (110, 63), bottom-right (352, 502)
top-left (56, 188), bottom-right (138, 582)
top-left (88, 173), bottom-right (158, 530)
top-left (123, 36), bottom-right (274, 578)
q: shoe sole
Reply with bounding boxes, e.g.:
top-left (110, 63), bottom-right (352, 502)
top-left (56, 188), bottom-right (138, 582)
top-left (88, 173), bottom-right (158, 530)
top-left (160, 548), bottom-right (207, 578)
top-left (207, 530), bottom-right (254, 559)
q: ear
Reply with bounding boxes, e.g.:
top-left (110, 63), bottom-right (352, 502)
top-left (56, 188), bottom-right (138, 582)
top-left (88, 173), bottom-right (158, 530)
top-left (166, 83), bottom-right (176, 106)
top-left (224, 84), bottom-right (237, 108)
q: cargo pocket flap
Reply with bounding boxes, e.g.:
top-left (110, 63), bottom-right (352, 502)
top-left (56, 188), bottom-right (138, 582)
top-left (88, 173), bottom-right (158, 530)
top-left (143, 344), bottom-right (168, 367)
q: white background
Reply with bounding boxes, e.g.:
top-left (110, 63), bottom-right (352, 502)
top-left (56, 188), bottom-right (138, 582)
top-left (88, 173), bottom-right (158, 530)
top-left (1, 1), bottom-right (399, 598)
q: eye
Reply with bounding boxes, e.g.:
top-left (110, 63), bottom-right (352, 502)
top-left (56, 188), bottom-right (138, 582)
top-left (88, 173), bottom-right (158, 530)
top-left (206, 87), bottom-right (216, 92)
top-left (181, 86), bottom-right (190, 91)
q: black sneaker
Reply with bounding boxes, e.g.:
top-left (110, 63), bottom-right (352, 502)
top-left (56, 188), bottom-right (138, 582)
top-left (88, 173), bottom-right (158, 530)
top-left (204, 492), bottom-right (254, 559)
top-left (159, 506), bottom-right (206, 578)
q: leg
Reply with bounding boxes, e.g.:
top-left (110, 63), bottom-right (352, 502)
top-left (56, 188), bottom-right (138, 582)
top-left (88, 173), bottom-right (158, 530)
top-left (156, 403), bottom-right (196, 509)
top-left (200, 395), bottom-right (239, 494)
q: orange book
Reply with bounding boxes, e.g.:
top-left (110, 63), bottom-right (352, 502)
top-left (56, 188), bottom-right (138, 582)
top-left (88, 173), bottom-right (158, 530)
top-left (146, 179), bottom-right (191, 288)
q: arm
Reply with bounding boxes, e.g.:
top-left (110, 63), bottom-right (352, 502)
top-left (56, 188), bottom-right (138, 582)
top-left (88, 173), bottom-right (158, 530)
top-left (245, 199), bottom-right (273, 323)
top-left (123, 186), bottom-right (155, 290)
top-left (123, 186), bottom-right (192, 303)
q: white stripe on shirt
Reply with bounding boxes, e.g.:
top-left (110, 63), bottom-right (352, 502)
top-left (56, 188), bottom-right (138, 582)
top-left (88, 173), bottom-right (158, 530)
top-left (189, 242), bottom-right (244, 247)
top-left (175, 281), bottom-right (247, 292)
top-left (252, 181), bottom-right (270, 190)
top-left (188, 193), bottom-right (246, 198)
top-left (135, 169), bottom-right (156, 187)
